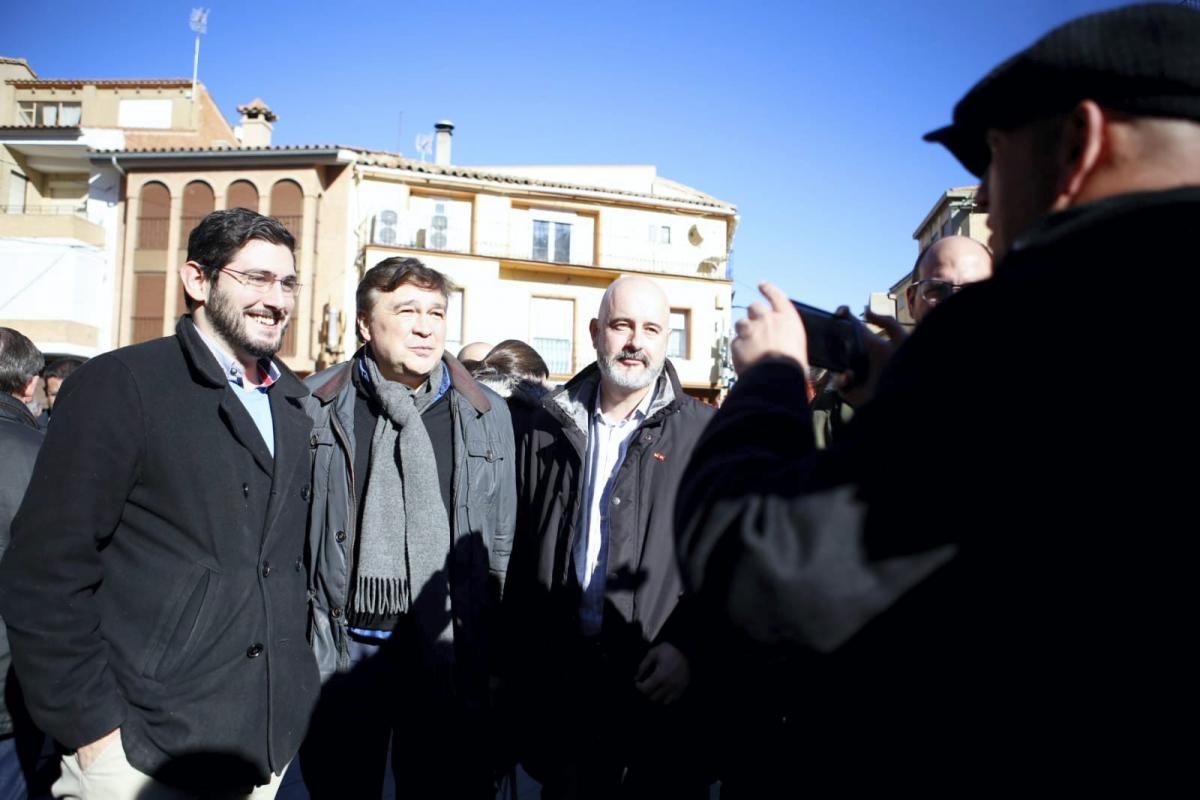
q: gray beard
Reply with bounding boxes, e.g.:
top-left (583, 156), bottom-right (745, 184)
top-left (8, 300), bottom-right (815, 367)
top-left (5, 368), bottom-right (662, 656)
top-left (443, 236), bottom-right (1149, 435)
top-left (206, 283), bottom-right (285, 360)
top-left (597, 352), bottom-right (663, 391)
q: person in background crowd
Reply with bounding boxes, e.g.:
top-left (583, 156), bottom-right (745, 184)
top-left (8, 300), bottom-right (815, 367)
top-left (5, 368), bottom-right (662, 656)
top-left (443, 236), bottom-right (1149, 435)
top-left (0, 328), bottom-right (50, 800)
top-left (34, 357), bottom-right (86, 431)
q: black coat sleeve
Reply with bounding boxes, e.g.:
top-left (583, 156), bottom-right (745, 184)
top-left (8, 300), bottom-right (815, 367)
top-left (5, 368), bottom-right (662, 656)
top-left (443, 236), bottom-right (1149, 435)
top-left (0, 355), bottom-right (143, 748)
top-left (673, 357), bottom-right (953, 653)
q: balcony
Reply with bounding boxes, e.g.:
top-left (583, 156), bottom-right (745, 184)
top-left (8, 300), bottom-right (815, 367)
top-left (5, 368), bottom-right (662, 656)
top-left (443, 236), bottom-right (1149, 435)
top-left (0, 204), bottom-right (105, 247)
top-left (365, 212), bottom-right (727, 279)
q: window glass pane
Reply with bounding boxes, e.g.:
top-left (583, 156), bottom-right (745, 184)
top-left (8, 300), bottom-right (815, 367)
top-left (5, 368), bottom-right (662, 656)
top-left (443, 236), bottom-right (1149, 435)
top-left (17, 103), bottom-right (35, 125)
top-left (660, 226), bottom-right (671, 244)
top-left (668, 311), bottom-right (687, 359)
top-left (532, 220), bottom-right (549, 261)
top-left (60, 103), bottom-right (82, 126)
top-left (554, 222), bottom-right (571, 262)
top-left (41, 104), bottom-right (58, 125)
top-left (530, 297), bottom-right (573, 374)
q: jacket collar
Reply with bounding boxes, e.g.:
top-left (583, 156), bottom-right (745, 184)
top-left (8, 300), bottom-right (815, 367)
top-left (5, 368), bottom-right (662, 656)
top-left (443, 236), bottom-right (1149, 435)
top-left (547, 359), bottom-right (682, 436)
top-left (0, 392), bottom-right (38, 430)
top-left (310, 347), bottom-right (491, 414)
top-left (1007, 187), bottom-right (1200, 268)
top-left (176, 315), bottom-right (308, 400)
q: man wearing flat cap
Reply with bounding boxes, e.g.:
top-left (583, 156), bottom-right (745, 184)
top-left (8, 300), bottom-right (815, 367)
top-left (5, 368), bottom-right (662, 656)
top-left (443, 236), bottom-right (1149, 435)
top-left (675, 3), bottom-right (1198, 790)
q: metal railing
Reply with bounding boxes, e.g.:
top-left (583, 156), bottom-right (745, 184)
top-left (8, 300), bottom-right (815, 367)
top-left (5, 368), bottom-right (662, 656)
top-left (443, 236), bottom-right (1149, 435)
top-left (0, 203), bottom-right (88, 217)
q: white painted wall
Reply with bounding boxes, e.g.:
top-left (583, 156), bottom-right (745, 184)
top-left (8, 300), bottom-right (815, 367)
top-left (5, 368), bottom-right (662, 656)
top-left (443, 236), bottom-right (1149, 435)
top-left (0, 238), bottom-right (107, 355)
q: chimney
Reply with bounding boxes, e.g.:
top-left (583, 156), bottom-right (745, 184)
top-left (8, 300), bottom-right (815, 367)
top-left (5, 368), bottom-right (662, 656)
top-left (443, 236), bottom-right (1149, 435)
top-left (236, 98), bottom-right (277, 148)
top-left (434, 120), bottom-right (454, 166)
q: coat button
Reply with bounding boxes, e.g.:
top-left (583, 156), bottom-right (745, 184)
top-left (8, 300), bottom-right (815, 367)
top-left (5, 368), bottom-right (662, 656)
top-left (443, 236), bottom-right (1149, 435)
top-left (612, 496), bottom-right (621, 506)
top-left (300, 485), bottom-right (311, 501)
top-left (335, 530), bottom-right (346, 543)
top-left (246, 643), bottom-right (264, 658)
top-left (261, 562), bottom-right (271, 578)
top-left (294, 558), bottom-right (303, 572)
top-left (331, 607), bottom-right (342, 619)
top-left (310, 432), bottom-right (319, 447)
top-left (242, 483), bottom-right (249, 498)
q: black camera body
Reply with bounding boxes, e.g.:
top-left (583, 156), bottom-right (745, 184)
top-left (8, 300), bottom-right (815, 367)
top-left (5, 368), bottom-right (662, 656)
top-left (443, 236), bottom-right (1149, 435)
top-left (790, 300), bottom-right (868, 377)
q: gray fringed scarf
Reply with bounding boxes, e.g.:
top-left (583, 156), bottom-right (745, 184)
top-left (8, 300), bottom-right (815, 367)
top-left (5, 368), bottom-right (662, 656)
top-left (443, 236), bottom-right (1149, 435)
top-left (353, 354), bottom-right (452, 646)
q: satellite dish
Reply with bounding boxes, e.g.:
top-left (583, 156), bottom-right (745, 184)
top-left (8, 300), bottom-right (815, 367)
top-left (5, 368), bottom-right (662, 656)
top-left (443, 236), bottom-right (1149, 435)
top-left (688, 224), bottom-right (703, 246)
top-left (415, 133), bottom-right (434, 161)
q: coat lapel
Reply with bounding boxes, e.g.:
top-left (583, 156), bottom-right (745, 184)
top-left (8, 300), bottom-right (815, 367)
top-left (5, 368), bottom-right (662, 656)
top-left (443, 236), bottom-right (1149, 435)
top-left (217, 392), bottom-right (275, 477)
top-left (261, 372), bottom-right (313, 543)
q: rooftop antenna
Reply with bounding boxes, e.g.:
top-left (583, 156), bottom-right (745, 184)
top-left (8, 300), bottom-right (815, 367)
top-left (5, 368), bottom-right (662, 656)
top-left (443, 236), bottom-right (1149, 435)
top-left (189, 8), bottom-right (209, 102)
top-left (414, 133), bottom-right (433, 162)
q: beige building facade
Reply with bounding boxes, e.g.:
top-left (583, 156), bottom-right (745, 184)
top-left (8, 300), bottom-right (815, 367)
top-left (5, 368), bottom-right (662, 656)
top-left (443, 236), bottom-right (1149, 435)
top-left (2, 58), bottom-right (738, 397)
top-left (0, 56), bottom-right (242, 356)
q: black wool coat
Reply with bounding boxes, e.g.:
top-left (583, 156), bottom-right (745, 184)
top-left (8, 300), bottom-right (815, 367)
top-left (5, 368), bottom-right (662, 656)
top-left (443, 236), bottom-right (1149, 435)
top-left (0, 316), bottom-right (320, 791)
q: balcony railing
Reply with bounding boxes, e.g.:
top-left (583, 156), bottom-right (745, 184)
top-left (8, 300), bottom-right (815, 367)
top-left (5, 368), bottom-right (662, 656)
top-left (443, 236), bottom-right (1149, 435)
top-left (1, 203), bottom-right (88, 217)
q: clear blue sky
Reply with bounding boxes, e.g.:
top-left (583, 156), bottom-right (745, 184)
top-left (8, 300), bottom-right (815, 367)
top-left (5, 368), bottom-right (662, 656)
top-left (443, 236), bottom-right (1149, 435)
top-left (3, 0), bottom-right (1131, 311)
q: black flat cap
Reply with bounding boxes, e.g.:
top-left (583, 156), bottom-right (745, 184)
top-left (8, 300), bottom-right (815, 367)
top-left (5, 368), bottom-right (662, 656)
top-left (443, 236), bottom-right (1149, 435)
top-left (925, 2), bottom-right (1200, 176)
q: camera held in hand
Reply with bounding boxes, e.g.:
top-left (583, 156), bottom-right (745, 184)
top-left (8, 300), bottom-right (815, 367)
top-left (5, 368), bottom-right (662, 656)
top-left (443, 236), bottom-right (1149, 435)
top-left (791, 300), bottom-right (868, 379)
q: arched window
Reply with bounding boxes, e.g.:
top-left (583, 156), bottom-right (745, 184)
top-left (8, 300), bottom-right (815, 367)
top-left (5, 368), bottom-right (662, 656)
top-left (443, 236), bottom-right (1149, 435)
top-left (226, 179), bottom-right (259, 212)
top-left (180, 180), bottom-right (215, 246)
top-left (270, 179), bottom-right (303, 242)
top-left (136, 182), bottom-right (170, 249)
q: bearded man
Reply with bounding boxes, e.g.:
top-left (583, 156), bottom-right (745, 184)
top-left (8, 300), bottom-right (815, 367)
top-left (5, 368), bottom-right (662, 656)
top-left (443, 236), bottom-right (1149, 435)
top-left (506, 276), bottom-right (715, 799)
top-left (0, 208), bottom-right (319, 799)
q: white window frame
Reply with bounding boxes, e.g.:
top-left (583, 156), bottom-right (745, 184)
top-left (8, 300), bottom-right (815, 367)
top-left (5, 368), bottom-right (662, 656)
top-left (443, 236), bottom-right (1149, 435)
top-left (529, 296), bottom-right (575, 376)
top-left (668, 309), bottom-right (690, 360)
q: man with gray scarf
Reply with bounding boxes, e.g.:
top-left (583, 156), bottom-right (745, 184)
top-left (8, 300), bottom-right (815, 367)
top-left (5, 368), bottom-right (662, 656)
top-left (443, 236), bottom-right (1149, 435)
top-left (293, 258), bottom-right (515, 799)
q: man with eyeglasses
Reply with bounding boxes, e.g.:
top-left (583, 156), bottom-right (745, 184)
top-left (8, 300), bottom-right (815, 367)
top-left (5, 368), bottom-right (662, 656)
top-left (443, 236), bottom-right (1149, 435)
top-left (812, 235), bottom-right (994, 443)
top-left (0, 208), bottom-right (319, 798)
top-left (676, 2), bottom-right (1198, 791)
top-left (904, 235), bottom-right (992, 324)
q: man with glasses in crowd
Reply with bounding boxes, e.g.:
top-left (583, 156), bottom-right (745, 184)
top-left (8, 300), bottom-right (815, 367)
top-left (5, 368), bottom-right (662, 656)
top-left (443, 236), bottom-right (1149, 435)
top-left (0, 208), bottom-right (319, 798)
top-left (904, 235), bottom-right (992, 325)
top-left (812, 234), bottom-right (993, 444)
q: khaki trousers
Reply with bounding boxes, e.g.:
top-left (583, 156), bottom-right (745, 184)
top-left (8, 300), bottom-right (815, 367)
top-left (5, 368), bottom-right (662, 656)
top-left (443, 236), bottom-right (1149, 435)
top-left (53, 735), bottom-right (285, 800)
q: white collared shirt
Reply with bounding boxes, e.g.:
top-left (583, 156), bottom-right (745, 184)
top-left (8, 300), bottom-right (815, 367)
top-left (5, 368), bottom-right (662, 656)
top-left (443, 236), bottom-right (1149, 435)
top-left (574, 384), bottom-right (656, 636)
top-left (194, 326), bottom-right (280, 457)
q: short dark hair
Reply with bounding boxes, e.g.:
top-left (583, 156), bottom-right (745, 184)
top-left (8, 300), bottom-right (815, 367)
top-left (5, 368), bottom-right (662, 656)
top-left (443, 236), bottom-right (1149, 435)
top-left (0, 327), bottom-right (45, 395)
top-left (42, 356), bottom-right (86, 382)
top-left (356, 257), bottom-right (457, 318)
top-left (473, 339), bottom-right (550, 383)
top-left (185, 208), bottom-right (296, 310)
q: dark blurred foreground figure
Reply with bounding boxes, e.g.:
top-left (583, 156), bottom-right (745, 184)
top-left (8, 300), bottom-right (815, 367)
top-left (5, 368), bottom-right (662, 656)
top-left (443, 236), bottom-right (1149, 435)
top-left (676, 4), bottom-right (1200, 793)
top-left (0, 209), bottom-right (320, 798)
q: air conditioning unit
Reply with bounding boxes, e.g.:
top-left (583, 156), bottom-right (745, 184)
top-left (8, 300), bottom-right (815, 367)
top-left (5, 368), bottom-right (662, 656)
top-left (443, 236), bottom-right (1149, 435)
top-left (428, 202), bottom-right (448, 250)
top-left (372, 209), bottom-right (399, 245)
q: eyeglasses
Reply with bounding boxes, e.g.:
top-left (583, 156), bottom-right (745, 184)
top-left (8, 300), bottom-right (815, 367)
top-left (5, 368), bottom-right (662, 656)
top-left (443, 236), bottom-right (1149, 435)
top-left (218, 267), bottom-right (302, 295)
top-left (911, 279), bottom-right (965, 304)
